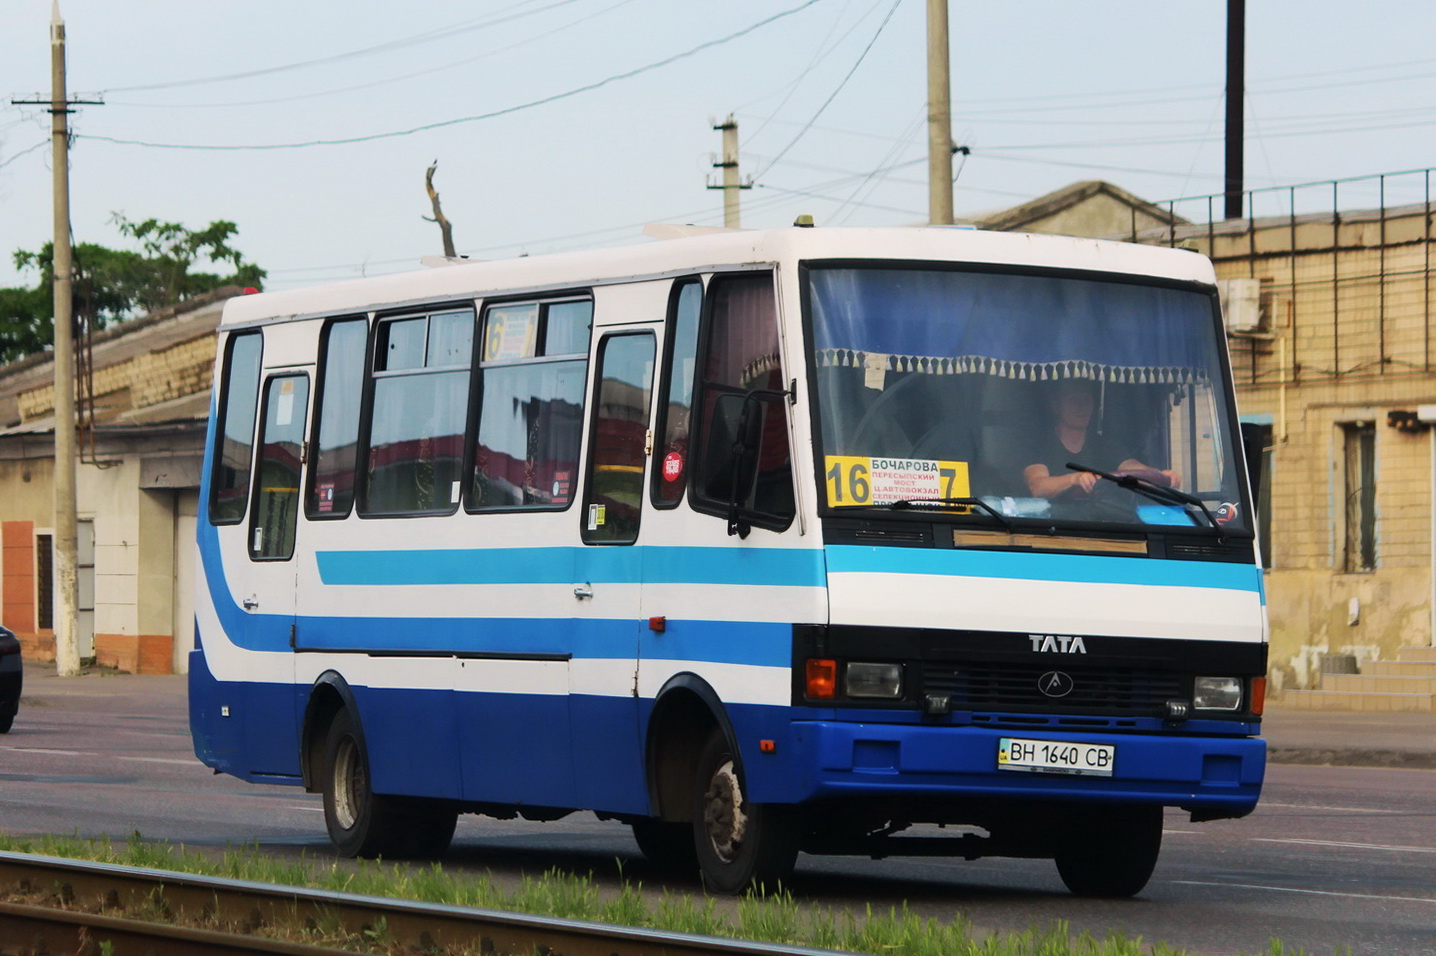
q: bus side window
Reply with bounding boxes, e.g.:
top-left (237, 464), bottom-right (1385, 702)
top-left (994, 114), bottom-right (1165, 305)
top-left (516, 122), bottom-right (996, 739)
top-left (208, 331), bottom-right (263, 525)
top-left (582, 333), bottom-right (656, 545)
top-left (250, 374), bottom-right (310, 560)
top-left (470, 298), bottom-right (591, 511)
top-left (651, 278), bottom-right (702, 507)
top-left (690, 272), bottom-right (795, 531)
top-left (361, 308), bottom-right (473, 516)
top-left (307, 318), bottom-right (368, 519)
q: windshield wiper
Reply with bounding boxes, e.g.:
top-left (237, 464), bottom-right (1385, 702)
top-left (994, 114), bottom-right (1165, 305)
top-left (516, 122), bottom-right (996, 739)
top-left (1064, 461), bottom-right (1225, 540)
top-left (888, 496), bottom-right (1016, 533)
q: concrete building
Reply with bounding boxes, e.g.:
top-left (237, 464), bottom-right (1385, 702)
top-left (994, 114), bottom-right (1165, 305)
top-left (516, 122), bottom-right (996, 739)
top-left (0, 289), bottom-right (233, 674)
top-left (1011, 174), bottom-right (1436, 709)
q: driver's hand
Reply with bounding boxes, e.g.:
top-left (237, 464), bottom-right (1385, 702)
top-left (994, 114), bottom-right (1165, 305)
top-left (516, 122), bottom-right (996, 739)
top-left (1073, 471), bottom-right (1099, 493)
top-left (1162, 469), bottom-right (1182, 489)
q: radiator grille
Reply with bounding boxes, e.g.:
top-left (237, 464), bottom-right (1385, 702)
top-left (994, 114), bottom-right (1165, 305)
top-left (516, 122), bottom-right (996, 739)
top-left (923, 662), bottom-right (1184, 716)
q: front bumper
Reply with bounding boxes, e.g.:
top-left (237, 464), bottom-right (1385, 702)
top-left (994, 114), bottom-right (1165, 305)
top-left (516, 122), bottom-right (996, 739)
top-left (789, 719), bottom-right (1265, 813)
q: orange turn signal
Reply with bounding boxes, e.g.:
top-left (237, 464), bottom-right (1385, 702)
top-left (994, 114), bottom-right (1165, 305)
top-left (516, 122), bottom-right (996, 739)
top-left (1249, 677), bottom-right (1267, 716)
top-left (805, 658), bottom-right (838, 699)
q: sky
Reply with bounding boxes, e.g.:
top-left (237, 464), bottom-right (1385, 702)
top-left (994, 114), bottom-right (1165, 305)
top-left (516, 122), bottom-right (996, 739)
top-left (2, 1), bottom-right (1435, 294)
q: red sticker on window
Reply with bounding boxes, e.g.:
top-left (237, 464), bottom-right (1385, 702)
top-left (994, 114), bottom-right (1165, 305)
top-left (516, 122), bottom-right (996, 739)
top-left (662, 451), bottom-right (685, 482)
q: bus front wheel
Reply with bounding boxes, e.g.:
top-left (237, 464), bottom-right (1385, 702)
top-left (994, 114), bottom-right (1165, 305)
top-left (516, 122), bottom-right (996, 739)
top-left (691, 730), bottom-right (799, 894)
top-left (321, 708), bottom-right (456, 859)
top-left (1053, 804), bottom-right (1163, 898)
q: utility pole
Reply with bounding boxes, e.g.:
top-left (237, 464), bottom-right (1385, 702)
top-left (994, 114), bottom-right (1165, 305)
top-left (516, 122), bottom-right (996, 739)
top-left (12, 3), bottom-right (99, 677)
top-left (926, 0), bottom-right (954, 225)
top-left (706, 115), bottom-right (750, 228)
top-left (1224, 0), bottom-right (1245, 220)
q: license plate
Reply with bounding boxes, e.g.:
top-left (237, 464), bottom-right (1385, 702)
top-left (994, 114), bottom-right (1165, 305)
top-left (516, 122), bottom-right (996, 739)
top-left (998, 737), bottom-right (1115, 777)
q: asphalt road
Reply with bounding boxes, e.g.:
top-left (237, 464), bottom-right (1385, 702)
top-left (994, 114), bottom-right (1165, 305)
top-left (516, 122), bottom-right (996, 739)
top-left (1, 667), bottom-right (1432, 956)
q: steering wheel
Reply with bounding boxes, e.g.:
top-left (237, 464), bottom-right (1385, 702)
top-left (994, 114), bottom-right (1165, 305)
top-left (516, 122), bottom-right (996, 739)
top-left (846, 373), bottom-right (930, 454)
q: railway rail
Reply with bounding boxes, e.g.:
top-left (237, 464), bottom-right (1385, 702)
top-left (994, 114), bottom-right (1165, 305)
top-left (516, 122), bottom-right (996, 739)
top-left (0, 850), bottom-right (842, 956)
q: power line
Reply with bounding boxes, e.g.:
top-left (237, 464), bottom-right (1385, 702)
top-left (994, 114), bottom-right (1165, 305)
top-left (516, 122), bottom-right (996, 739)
top-left (750, 0), bottom-right (900, 181)
top-left (100, 0), bottom-right (588, 94)
top-left (106, 0), bottom-right (642, 110)
top-left (0, 139), bottom-right (49, 171)
top-left (77, 0), bottom-right (826, 151)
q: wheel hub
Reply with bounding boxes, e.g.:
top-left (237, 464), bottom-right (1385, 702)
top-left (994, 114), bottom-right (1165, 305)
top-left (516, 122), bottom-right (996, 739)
top-left (702, 758), bottom-right (747, 863)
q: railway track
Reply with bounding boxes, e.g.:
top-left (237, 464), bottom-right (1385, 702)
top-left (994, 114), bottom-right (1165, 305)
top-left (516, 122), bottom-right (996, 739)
top-left (0, 850), bottom-right (842, 956)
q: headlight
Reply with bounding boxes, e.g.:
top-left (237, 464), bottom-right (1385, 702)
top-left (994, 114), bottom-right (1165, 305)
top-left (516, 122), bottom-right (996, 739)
top-left (845, 662), bottom-right (902, 699)
top-left (1193, 676), bottom-right (1243, 710)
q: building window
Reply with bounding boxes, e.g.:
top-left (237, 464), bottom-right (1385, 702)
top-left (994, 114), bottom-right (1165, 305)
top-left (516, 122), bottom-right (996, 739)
top-left (1341, 421), bottom-right (1376, 572)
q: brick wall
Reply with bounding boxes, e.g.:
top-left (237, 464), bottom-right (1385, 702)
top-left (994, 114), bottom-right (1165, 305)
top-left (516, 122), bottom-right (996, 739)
top-left (17, 333), bottom-right (215, 422)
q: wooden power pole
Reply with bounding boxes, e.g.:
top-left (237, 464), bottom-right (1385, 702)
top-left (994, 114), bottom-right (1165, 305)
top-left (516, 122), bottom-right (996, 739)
top-left (48, 1), bottom-right (80, 677)
top-left (13, 4), bottom-right (102, 676)
top-left (926, 0), bottom-right (954, 225)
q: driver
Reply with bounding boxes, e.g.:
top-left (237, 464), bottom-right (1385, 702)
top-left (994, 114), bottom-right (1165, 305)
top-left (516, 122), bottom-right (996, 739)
top-left (1022, 378), bottom-right (1180, 500)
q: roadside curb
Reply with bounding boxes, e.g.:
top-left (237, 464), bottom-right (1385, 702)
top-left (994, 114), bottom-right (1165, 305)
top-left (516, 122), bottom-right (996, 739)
top-left (1267, 747), bottom-right (1436, 770)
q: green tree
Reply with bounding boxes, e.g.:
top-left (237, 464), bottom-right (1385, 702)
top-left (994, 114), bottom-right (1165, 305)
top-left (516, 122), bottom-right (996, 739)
top-left (1, 215), bottom-right (266, 363)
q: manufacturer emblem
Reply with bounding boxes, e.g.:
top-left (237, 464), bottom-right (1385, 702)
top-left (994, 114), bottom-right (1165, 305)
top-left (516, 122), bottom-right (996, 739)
top-left (1029, 634), bottom-right (1087, 653)
top-left (1038, 671), bottom-right (1075, 698)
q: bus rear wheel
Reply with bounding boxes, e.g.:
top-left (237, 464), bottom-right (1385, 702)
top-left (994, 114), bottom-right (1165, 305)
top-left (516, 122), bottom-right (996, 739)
top-left (321, 709), bottom-right (456, 859)
top-left (691, 730), bottom-right (799, 894)
top-left (1053, 804), bottom-right (1163, 898)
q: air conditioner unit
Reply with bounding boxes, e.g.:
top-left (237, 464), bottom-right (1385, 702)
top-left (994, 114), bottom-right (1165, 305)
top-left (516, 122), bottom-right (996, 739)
top-left (1218, 278), bottom-right (1263, 333)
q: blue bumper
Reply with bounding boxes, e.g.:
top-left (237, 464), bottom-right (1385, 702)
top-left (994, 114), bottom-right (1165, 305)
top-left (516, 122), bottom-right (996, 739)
top-left (788, 720), bottom-right (1265, 813)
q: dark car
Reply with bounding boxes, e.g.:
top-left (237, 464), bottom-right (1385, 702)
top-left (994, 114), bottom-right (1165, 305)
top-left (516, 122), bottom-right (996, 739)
top-left (0, 625), bottom-right (20, 733)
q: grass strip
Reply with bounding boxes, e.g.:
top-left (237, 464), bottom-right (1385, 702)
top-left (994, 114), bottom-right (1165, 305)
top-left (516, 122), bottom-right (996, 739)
top-left (0, 832), bottom-right (1337, 956)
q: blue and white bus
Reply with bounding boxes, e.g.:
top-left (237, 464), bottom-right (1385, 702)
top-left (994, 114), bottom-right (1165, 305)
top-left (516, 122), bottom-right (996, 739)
top-left (190, 225), bottom-right (1266, 897)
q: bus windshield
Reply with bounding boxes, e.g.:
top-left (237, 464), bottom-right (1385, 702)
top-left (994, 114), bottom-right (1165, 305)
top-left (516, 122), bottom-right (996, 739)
top-left (808, 265), bottom-right (1250, 534)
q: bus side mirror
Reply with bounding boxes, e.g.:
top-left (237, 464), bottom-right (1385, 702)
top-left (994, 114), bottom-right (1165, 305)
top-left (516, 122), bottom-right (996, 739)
top-left (703, 393), bottom-right (762, 538)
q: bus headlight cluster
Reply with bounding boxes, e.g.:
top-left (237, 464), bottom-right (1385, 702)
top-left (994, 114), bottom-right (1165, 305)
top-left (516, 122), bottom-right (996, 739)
top-left (1193, 676), bottom-right (1243, 711)
top-left (845, 662), bottom-right (903, 699)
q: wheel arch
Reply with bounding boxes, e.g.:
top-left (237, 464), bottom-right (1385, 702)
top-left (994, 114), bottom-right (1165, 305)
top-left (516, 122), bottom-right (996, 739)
top-left (301, 671), bottom-right (362, 792)
top-left (644, 673), bottom-right (740, 823)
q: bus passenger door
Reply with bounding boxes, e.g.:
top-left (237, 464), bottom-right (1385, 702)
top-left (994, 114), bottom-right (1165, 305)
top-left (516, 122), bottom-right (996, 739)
top-left (241, 370), bottom-right (311, 777)
top-left (571, 329), bottom-right (657, 812)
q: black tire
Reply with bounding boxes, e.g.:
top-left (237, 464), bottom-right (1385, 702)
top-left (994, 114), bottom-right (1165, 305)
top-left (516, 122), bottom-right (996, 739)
top-left (0, 712), bottom-right (13, 734)
top-left (1054, 804), bottom-right (1163, 898)
top-left (631, 818), bottom-right (698, 873)
top-left (321, 709), bottom-right (456, 859)
top-left (691, 730), bottom-right (800, 894)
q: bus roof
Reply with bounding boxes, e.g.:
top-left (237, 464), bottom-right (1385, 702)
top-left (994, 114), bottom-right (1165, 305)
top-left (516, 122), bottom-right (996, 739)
top-left (221, 226), bottom-right (1216, 329)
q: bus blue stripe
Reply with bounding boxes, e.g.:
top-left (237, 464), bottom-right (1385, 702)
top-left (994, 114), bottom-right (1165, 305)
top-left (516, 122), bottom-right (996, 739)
top-left (315, 546), bottom-right (827, 588)
top-left (825, 544), bottom-right (1263, 592)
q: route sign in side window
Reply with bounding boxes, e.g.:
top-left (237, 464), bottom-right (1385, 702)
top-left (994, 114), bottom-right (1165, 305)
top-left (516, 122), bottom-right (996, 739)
top-left (250, 374), bottom-right (310, 560)
top-left (582, 333), bottom-right (656, 545)
top-left (209, 331), bottom-right (263, 525)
